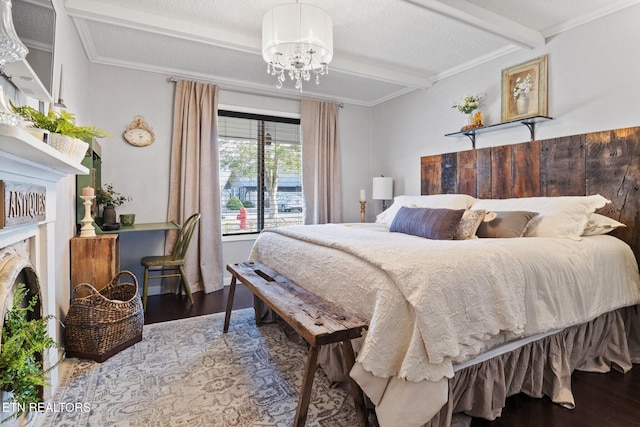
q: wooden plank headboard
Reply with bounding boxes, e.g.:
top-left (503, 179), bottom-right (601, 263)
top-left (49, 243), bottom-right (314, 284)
top-left (421, 126), bottom-right (640, 261)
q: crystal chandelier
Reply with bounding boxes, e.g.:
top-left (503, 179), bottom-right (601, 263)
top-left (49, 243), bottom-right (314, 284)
top-left (262, 2), bottom-right (333, 91)
top-left (0, 0), bottom-right (28, 70)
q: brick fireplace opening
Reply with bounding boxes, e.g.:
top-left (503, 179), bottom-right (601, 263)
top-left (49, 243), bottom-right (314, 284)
top-left (0, 243), bottom-right (44, 424)
top-left (0, 244), bottom-right (42, 329)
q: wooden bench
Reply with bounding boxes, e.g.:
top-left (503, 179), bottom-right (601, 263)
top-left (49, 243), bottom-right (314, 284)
top-left (223, 261), bottom-right (369, 427)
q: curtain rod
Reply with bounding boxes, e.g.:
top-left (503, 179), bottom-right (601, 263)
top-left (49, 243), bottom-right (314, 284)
top-left (167, 76), bottom-right (343, 107)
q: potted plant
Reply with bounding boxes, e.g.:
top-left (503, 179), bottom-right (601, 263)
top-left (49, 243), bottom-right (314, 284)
top-left (0, 283), bottom-right (62, 423)
top-left (95, 183), bottom-right (132, 226)
top-left (11, 104), bottom-right (109, 163)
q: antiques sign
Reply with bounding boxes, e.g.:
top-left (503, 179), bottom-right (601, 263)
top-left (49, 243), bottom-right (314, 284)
top-left (0, 181), bottom-right (46, 228)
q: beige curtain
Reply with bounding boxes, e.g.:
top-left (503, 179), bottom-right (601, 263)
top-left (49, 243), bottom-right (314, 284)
top-left (164, 79), bottom-right (224, 294)
top-left (301, 98), bottom-right (342, 224)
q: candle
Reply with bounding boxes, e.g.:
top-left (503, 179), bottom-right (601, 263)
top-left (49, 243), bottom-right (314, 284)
top-left (360, 189), bottom-right (366, 202)
top-left (82, 186), bottom-right (94, 197)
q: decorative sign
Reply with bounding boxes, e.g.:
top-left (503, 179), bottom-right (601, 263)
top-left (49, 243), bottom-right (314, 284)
top-left (0, 181), bottom-right (47, 228)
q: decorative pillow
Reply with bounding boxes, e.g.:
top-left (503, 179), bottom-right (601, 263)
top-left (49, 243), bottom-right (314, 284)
top-left (582, 213), bottom-right (626, 236)
top-left (471, 195), bottom-right (610, 239)
top-left (376, 194), bottom-right (476, 226)
top-left (389, 206), bottom-right (465, 240)
top-left (454, 209), bottom-right (487, 240)
top-left (476, 211), bottom-right (539, 238)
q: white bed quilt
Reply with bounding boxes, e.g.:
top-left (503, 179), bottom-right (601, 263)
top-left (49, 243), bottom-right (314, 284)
top-left (250, 223), bottom-right (640, 426)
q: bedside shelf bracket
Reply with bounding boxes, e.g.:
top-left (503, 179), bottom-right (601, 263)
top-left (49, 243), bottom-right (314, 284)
top-left (445, 115), bottom-right (553, 149)
top-left (463, 132), bottom-right (476, 150)
top-left (522, 121), bottom-right (536, 140)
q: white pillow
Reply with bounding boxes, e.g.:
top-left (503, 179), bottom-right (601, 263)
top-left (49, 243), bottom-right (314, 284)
top-left (471, 195), bottom-right (610, 239)
top-left (582, 213), bottom-right (626, 236)
top-left (376, 194), bottom-right (476, 226)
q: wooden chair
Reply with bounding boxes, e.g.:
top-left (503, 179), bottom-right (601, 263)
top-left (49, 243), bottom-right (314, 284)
top-left (140, 213), bottom-right (201, 310)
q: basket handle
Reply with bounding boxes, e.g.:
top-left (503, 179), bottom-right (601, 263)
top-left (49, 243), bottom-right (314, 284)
top-left (72, 283), bottom-right (99, 298)
top-left (111, 270), bottom-right (138, 286)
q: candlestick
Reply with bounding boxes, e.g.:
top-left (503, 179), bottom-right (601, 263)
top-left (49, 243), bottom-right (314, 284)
top-left (79, 195), bottom-right (96, 237)
top-left (55, 64), bottom-right (66, 108)
top-left (360, 200), bottom-right (366, 223)
top-left (59, 64), bottom-right (64, 100)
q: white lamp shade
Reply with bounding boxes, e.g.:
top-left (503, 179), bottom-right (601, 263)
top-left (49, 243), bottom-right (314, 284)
top-left (262, 3), bottom-right (333, 70)
top-left (372, 177), bottom-right (393, 200)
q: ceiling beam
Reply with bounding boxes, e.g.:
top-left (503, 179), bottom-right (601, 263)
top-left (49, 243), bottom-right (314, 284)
top-left (64, 0), bottom-right (433, 89)
top-left (403, 0), bottom-right (545, 49)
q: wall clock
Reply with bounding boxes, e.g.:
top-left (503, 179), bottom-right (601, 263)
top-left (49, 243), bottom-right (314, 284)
top-left (123, 115), bottom-right (155, 146)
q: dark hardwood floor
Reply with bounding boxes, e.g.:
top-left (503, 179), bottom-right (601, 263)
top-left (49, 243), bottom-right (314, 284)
top-left (144, 288), bottom-right (640, 426)
top-left (143, 283), bottom-right (254, 324)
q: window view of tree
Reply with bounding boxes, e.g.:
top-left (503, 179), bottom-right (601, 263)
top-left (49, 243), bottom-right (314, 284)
top-left (218, 111), bottom-right (303, 235)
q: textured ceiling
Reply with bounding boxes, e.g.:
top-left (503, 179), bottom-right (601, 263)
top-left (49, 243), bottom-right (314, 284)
top-left (64, 0), bottom-right (639, 106)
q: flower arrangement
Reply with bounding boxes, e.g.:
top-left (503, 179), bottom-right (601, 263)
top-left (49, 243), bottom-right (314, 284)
top-left (451, 94), bottom-right (482, 114)
top-left (513, 74), bottom-right (533, 99)
top-left (95, 183), bottom-right (131, 207)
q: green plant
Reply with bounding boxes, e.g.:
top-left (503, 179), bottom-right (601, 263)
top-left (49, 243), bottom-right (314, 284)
top-left (0, 283), bottom-right (62, 422)
top-left (11, 104), bottom-right (109, 140)
top-left (226, 196), bottom-right (244, 210)
top-left (95, 183), bottom-right (131, 207)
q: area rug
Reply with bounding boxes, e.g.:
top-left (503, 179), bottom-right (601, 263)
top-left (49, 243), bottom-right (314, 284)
top-left (37, 308), bottom-right (359, 426)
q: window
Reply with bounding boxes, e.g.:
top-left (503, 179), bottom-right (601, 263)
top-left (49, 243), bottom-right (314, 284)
top-left (219, 111), bottom-right (303, 235)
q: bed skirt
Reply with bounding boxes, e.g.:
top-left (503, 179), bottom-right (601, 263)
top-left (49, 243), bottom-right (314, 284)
top-left (424, 304), bottom-right (640, 426)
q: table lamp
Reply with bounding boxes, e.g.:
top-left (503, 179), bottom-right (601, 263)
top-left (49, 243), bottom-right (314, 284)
top-left (372, 176), bottom-right (393, 211)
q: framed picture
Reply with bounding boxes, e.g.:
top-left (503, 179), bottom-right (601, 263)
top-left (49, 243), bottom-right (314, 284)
top-left (501, 55), bottom-right (548, 122)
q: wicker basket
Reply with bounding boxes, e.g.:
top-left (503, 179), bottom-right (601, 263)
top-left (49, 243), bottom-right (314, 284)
top-left (64, 271), bottom-right (144, 362)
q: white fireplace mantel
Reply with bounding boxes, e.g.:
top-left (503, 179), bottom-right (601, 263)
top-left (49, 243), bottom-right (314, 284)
top-left (0, 124), bottom-right (88, 181)
top-left (0, 124), bottom-right (89, 411)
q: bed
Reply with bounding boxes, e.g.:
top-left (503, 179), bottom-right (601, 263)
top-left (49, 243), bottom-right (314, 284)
top-left (249, 126), bottom-right (640, 426)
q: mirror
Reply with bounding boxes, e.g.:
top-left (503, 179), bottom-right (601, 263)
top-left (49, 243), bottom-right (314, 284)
top-left (5, 0), bottom-right (55, 101)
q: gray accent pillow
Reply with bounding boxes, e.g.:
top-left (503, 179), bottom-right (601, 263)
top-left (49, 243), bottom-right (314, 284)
top-left (476, 211), bottom-right (539, 238)
top-left (389, 206), bottom-right (465, 240)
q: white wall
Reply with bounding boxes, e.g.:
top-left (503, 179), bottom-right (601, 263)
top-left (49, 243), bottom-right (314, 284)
top-left (339, 103), bottom-right (375, 222)
top-left (372, 5), bottom-right (640, 196)
top-left (50, 0), bottom-right (91, 317)
top-left (85, 65), bottom-right (374, 290)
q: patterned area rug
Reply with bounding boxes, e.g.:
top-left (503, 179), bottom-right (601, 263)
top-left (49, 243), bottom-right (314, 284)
top-left (37, 308), bottom-right (359, 426)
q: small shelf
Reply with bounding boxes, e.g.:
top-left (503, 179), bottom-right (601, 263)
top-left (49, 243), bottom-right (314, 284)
top-left (445, 115), bottom-right (553, 149)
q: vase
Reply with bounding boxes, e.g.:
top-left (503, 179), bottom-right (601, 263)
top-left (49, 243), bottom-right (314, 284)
top-left (467, 113), bottom-right (474, 127)
top-left (102, 204), bottom-right (117, 225)
top-left (461, 112), bottom-right (475, 130)
top-left (516, 94), bottom-right (529, 115)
